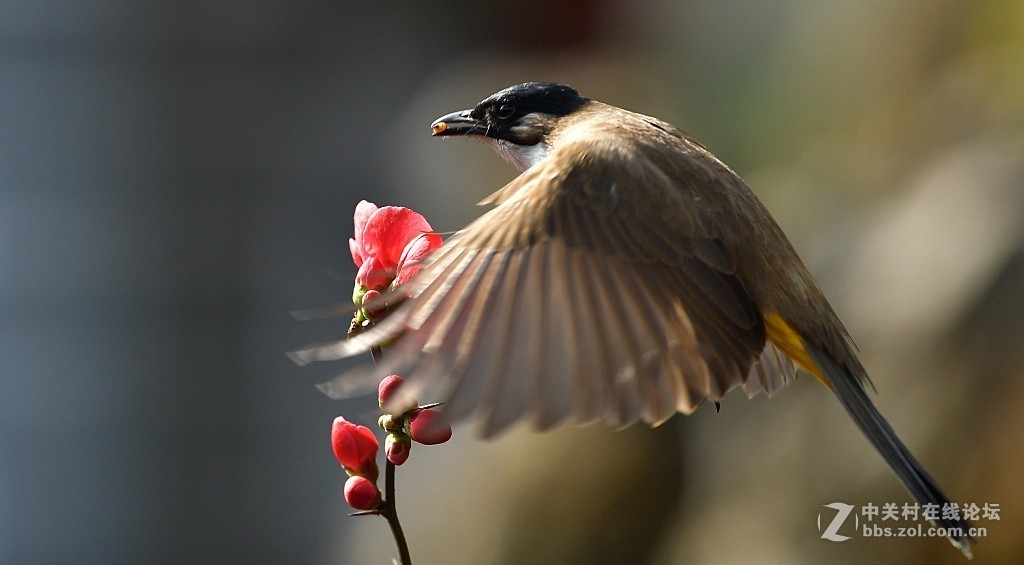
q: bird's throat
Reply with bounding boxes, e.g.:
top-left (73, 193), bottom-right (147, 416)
top-left (487, 139), bottom-right (551, 172)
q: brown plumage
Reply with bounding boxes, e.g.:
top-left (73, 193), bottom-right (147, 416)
top-left (292, 83), bottom-right (972, 556)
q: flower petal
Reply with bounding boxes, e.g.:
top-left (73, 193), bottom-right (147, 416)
top-left (350, 201), bottom-right (378, 266)
top-left (356, 256), bottom-right (393, 291)
top-left (349, 238), bottom-right (363, 268)
top-left (393, 232), bottom-right (443, 287)
top-left (361, 206), bottom-right (433, 269)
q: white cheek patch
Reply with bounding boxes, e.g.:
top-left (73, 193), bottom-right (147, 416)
top-left (487, 139), bottom-right (551, 172)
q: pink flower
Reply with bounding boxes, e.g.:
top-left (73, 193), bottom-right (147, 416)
top-left (348, 200), bottom-right (437, 291)
top-left (344, 476), bottom-right (382, 510)
top-left (331, 416), bottom-right (379, 481)
top-left (409, 409), bottom-right (452, 445)
top-left (361, 206), bottom-right (433, 270)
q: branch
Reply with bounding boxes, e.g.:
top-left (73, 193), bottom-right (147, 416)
top-left (348, 316), bottom-right (412, 565)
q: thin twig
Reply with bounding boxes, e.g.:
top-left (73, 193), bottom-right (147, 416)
top-left (379, 460), bottom-right (412, 565)
top-left (348, 314), bottom-right (412, 565)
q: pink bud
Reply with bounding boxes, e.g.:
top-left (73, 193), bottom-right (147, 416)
top-left (362, 288), bottom-right (381, 303)
top-left (408, 409), bottom-right (452, 445)
top-left (385, 434), bottom-right (411, 465)
top-left (344, 476), bottom-right (381, 510)
top-left (377, 375), bottom-right (406, 407)
top-left (331, 417), bottom-right (379, 481)
top-left (361, 289), bottom-right (385, 318)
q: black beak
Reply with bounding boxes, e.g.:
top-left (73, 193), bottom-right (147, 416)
top-left (431, 109), bottom-right (487, 137)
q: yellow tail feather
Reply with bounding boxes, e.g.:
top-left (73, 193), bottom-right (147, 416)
top-left (763, 311), bottom-right (830, 390)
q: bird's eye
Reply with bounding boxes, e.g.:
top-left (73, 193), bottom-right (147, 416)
top-left (496, 103), bottom-right (516, 120)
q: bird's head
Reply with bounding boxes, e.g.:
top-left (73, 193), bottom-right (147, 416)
top-left (431, 82), bottom-right (588, 171)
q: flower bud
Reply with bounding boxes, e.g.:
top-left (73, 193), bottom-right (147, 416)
top-left (361, 289), bottom-right (386, 320)
top-left (331, 417), bottom-right (379, 481)
top-left (377, 414), bottom-right (403, 434)
top-left (377, 375), bottom-right (406, 407)
top-left (408, 409), bottom-right (452, 445)
top-left (344, 476), bottom-right (381, 510)
top-left (385, 433), bottom-right (411, 465)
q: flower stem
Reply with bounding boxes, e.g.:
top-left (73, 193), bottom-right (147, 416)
top-left (380, 459), bottom-right (412, 565)
top-left (348, 316), bottom-right (411, 565)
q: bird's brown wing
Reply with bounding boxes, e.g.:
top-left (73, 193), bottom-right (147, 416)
top-left (295, 136), bottom-right (797, 436)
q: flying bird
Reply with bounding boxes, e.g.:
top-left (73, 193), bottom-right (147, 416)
top-left (293, 82), bottom-right (972, 556)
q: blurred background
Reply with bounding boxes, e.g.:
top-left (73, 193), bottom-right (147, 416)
top-left (2, 1), bottom-right (1021, 563)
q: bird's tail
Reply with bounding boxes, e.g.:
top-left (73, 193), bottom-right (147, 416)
top-left (802, 339), bottom-right (974, 558)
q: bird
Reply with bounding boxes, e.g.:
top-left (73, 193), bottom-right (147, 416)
top-left (292, 82), bottom-right (972, 556)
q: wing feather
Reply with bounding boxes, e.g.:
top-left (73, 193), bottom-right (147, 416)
top-left (302, 131), bottom-right (801, 434)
